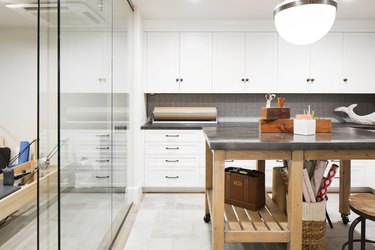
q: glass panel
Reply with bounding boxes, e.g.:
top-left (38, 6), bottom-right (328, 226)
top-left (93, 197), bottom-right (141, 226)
top-left (111, 0), bottom-right (133, 241)
top-left (59, 0), bottom-right (113, 248)
top-left (38, 0), bottom-right (59, 248)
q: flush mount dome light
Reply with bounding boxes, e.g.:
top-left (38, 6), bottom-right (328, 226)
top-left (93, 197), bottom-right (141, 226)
top-left (274, 0), bottom-right (337, 45)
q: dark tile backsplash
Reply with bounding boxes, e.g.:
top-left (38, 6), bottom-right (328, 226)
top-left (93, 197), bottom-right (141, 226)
top-left (147, 94), bottom-right (375, 122)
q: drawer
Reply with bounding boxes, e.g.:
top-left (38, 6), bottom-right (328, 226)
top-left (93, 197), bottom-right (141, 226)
top-left (145, 130), bottom-right (204, 143)
top-left (145, 143), bottom-right (204, 155)
top-left (145, 155), bottom-right (203, 169)
top-left (75, 171), bottom-right (110, 188)
top-left (145, 169), bottom-right (200, 187)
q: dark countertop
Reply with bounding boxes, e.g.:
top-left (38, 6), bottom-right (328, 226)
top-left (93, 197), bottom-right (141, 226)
top-left (202, 123), bottom-right (375, 150)
top-left (141, 122), bottom-right (216, 130)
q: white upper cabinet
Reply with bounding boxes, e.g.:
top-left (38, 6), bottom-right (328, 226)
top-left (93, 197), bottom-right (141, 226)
top-left (278, 33), bottom-right (343, 94)
top-left (61, 32), bottom-right (110, 93)
top-left (145, 32), bottom-right (212, 93)
top-left (113, 32), bottom-right (129, 93)
top-left (278, 37), bottom-right (310, 93)
top-left (179, 33), bottom-right (213, 93)
top-left (213, 32), bottom-right (277, 93)
top-left (146, 32), bottom-right (180, 93)
top-left (212, 33), bottom-right (246, 93)
top-left (342, 33), bottom-right (375, 93)
top-left (245, 33), bottom-right (277, 93)
top-left (310, 33), bottom-right (343, 93)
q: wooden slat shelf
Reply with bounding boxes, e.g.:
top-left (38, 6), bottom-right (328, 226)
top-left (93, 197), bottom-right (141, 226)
top-left (206, 191), bottom-right (290, 243)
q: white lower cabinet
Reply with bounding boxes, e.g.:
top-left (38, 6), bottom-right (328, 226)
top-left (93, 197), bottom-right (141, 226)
top-left (144, 130), bottom-right (205, 189)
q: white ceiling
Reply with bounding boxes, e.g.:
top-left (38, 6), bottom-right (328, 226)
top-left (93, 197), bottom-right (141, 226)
top-left (0, 0), bottom-right (374, 28)
top-left (135, 0), bottom-right (375, 20)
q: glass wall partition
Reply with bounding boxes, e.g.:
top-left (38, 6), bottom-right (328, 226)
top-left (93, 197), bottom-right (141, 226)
top-left (37, 0), bottom-right (133, 248)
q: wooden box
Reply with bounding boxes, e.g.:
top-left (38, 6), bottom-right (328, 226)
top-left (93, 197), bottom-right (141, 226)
top-left (259, 119), bottom-right (332, 133)
top-left (225, 167), bottom-right (265, 211)
top-left (261, 107), bottom-right (290, 120)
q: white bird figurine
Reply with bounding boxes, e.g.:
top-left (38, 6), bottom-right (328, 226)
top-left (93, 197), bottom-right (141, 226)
top-left (335, 104), bottom-right (375, 125)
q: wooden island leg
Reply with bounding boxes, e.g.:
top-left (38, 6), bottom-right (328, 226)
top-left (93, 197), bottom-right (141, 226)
top-left (212, 150), bottom-right (225, 250)
top-left (339, 160), bottom-right (351, 221)
top-left (257, 160), bottom-right (265, 173)
top-left (205, 142), bottom-right (213, 217)
top-left (288, 150), bottom-right (303, 250)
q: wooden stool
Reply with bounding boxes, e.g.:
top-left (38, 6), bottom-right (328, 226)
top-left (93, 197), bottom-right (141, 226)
top-left (342, 193), bottom-right (375, 250)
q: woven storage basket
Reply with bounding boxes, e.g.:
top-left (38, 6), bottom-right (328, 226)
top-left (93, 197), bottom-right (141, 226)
top-left (302, 200), bottom-right (326, 250)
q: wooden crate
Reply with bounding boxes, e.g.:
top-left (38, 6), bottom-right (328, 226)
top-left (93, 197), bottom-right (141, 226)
top-left (261, 107), bottom-right (290, 120)
top-left (259, 119), bottom-right (332, 133)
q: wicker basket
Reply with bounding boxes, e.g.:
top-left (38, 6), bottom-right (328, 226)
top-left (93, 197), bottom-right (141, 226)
top-left (302, 200), bottom-right (326, 250)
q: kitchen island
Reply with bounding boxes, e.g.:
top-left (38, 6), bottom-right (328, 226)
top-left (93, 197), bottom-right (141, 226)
top-left (202, 124), bottom-right (375, 250)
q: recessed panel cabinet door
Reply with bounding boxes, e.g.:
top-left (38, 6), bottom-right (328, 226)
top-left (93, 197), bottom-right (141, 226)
top-left (245, 33), bottom-right (277, 93)
top-left (146, 32), bottom-right (180, 93)
top-left (310, 33), bottom-right (342, 93)
top-left (213, 33), bottom-right (246, 93)
top-left (179, 32), bottom-right (213, 93)
top-left (278, 37), bottom-right (310, 93)
top-left (342, 33), bottom-right (375, 93)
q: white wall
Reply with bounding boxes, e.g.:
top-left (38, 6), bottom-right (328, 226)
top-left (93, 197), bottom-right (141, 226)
top-left (129, 7), bottom-right (147, 203)
top-left (0, 28), bottom-right (37, 159)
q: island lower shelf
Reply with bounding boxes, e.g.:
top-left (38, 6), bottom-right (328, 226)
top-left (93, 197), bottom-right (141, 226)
top-left (206, 189), bottom-right (290, 243)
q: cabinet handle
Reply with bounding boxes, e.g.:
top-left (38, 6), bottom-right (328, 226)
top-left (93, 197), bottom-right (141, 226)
top-left (306, 78), bottom-right (311, 82)
top-left (96, 134), bottom-right (110, 137)
top-left (96, 176), bottom-right (110, 179)
top-left (166, 160), bottom-right (179, 162)
top-left (166, 147), bottom-right (179, 150)
top-left (96, 159), bottom-right (110, 162)
top-left (245, 78), bottom-right (249, 82)
top-left (225, 160), bottom-right (234, 162)
top-left (176, 78), bottom-right (179, 82)
top-left (343, 78), bottom-right (348, 83)
top-left (311, 78), bottom-right (315, 82)
top-left (165, 134), bottom-right (179, 138)
top-left (241, 78), bottom-right (245, 82)
top-left (180, 78), bottom-right (183, 82)
top-left (165, 176), bottom-right (179, 179)
top-left (96, 147), bottom-right (110, 150)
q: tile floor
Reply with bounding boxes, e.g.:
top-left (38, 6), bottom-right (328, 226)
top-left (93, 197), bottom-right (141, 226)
top-left (124, 193), bottom-right (375, 250)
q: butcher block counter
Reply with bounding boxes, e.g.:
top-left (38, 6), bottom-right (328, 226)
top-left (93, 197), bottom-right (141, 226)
top-left (202, 124), bottom-right (375, 250)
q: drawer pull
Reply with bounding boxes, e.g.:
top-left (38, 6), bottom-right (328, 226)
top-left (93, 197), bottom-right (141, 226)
top-left (225, 160), bottom-right (234, 162)
top-left (96, 147), bottom-right (110, 150)
top-left (165, 135), bottom-right (179, 138)
top-left (276, 160), bottom-right (283, 163)
top-left (96, 176), bottom-right (110, 179)
top-left (96, 134), bottom-right (110, 137)
top-left (165, 176), bottom-right (179, 179)
top-left (166, 147), bottom-right (179, 150)
top-left (96, 160), bottom-right (110, 163)
top-left (166, 160), bottom-right (179, 163)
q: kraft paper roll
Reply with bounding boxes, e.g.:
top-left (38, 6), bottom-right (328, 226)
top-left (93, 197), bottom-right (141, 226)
top-left (153, 107), bottom-right (217, 121)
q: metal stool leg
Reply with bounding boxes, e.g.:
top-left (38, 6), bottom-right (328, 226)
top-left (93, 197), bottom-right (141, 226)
top-left (361, 218), bottom-right (366, 250)
top-left (348, 216), bottom-right (363, 250)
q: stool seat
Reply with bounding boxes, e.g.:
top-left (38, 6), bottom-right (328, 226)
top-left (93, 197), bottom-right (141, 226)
top-left (349, 193), bottom-right (375, 218)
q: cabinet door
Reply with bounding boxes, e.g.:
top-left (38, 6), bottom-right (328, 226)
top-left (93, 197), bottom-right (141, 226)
top-left (113, 32), bottom-right (128, 93)
top-left (342, 33), bottom-right (375, 93)
top-left (60, 32), bottom-right (107, 93)
top-left (310, 33), bottom-right (342, 93)
top-left (146, 32), bottom-right (180, 93)
top-left (213, 33), bottom-right (246, 93)
top-left (245, 33), bottom-right (277, 93)
top-left (278, 37), bottom-right (310, 93)
top-left (179, 32), bottom-right (213, 93)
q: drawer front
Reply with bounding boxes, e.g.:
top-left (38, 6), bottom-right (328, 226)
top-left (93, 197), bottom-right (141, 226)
top-left (145, 130), bottom-right (204, 143)
top-left (145, 143), bottom-right (204, 155)
top-left (145, 155), bottom-right (203, 169)
top-left (75, 171), bottom-right (110, 188)
top-left (145, 169), bottom-right (200, 187)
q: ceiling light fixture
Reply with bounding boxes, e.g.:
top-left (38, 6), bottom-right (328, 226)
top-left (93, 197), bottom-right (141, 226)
top-left (274, 0), bottom-right (338, 45)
